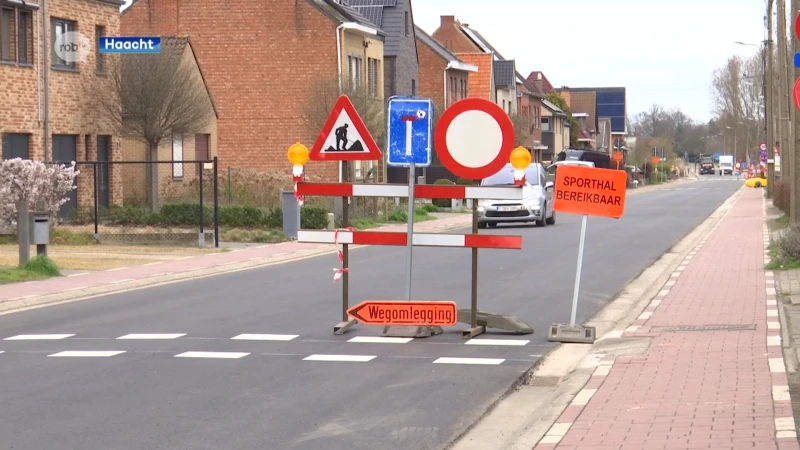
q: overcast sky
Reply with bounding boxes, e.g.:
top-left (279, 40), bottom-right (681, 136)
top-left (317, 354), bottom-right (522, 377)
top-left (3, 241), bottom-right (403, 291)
top-left (413, 0), bottom-right (767, 124)
top-left (120, 0), bottom-right (766, 124)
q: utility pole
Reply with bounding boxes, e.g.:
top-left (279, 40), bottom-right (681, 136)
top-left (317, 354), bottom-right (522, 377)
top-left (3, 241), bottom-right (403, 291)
top-left (793, 0), bottom-right (800, 221)
top-left (779, 0), bottom-right (791, 181)
top-left (767, 0), bottom-right (776, 197)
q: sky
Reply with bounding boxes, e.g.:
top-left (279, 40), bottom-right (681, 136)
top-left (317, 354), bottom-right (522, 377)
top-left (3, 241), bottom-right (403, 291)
top-left (412, 0), bottom-right (767, 124)
top-left (118, 0), bottom-right (766, 124)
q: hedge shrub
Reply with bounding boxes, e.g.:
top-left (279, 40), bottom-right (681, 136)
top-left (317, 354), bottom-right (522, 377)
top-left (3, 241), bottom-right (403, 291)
top-left (300, 205), bottom-right (328, 229)
top-left (432, 178), bottom-right (455, 208)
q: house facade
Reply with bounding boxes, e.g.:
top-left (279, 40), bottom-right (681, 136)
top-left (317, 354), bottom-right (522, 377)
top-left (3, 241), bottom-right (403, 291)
top-left (415, 25), bottom-right (476, 109)
top-left (120, 0), bottom-right (385, 183)
top-left (541, 98), bottom-right (569, 163)
top-left (1, 0), bottom-right (125, 219)
top-left (119, 37), bottom-right (218, 206)
top-left (557, 86), bottom-right (627, 152)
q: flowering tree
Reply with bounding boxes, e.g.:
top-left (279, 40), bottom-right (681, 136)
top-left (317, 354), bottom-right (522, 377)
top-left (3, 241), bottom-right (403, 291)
top-left (0, 158), bottom-right (79, 231)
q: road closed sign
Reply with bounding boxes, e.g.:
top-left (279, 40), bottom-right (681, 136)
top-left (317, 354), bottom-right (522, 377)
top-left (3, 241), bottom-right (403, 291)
top-left (553, 165), bottom-right (628, 219)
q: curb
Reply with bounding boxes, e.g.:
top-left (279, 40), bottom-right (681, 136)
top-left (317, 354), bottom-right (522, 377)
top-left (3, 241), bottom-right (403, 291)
top-left (0, 218), bottom-right (473, 316)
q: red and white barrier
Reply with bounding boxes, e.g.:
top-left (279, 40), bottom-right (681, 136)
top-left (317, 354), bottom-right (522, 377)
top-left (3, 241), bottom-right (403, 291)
top-left (298, 230), bottom-right (522, 249)
top-left (295, 182), bottom-right (522, 200)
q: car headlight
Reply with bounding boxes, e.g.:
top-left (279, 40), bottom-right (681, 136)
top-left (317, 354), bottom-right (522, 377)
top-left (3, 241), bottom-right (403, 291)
top-left (477, 206), bottom-right (485, 213)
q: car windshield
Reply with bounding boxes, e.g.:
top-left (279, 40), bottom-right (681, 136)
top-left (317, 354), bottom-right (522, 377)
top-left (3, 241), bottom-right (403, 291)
top-left (481, 166), bottom-right (540, 186)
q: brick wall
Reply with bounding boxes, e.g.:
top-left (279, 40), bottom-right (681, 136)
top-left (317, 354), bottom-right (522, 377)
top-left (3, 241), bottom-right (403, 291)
top-left (431, 15), bottom-right (480, 54)
top-left (566, 90), bottom-right (596, 129)
top-left (120, 0), bottom-right (342, 182)
top-left (416, 36), bottom-right (445, 107)
top-left (1, 0), bottom-right (123, 212)
top-left (456, 53), bottom-right (492, 100)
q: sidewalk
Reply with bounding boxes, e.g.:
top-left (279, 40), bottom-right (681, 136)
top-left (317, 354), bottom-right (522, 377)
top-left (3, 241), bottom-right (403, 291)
top-left (535, 188), bottom-right (799, 450)
top-left (0, 214), bottom-right (471, 312)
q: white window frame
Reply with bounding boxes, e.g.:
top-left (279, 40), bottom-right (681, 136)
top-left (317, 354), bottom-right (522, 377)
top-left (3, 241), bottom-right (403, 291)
top-left (172, 133), bottom-right (184, 179)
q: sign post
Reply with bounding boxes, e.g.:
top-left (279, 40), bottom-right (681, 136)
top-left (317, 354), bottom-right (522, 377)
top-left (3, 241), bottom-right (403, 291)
top-left (385, 96), bottom-right (435, 337)
top-left (548, 165), bottom-right (628, 344)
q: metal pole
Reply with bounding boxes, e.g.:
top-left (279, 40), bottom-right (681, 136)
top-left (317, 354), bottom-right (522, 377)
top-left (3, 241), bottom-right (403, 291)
top-left (213, 157), bottom-right (219, 247)
top-left (767, 0), bottom-right (776, 195)
top-left (569, 214), bottom-right (589, 327)
top-left (17, 201), bottom-right (30, 266)
top-left (198, 162), bottom-right (204, 247)
top-left (341, 160), bottom-right (350, 321)
top-left (471, 197), bottom-right (478, 328)
top-left (404, 161), bottom-right (416, 301)
top-left (42, 0), bottom-right (49, 163)
top-left (93, 163), bottom-right (99, 235)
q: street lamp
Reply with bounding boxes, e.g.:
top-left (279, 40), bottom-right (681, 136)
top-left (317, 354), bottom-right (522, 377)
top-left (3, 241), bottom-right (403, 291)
top-left (735, 40), bottom-right (769, 182)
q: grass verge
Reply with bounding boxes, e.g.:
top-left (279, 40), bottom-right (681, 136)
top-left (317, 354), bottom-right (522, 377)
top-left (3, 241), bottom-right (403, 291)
top-left (765, 213), bottom-right (800, 270)
top-left (0, 255), bottom-right (61, 285)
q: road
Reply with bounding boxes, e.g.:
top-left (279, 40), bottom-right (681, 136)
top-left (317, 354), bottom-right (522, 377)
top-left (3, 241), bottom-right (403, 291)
top-left (0, 177), bottom-right (742, 450)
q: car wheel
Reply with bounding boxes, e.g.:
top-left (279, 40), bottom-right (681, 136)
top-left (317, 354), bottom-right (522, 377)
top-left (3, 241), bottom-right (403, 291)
top-left (478, 221), bottom-right (487, 229)
top-left (546, 209), bottom-right (556, 225)
top-left (755, 181), bottom-right (762, 188)
top-left (536, 204), bottom-right (547, 227)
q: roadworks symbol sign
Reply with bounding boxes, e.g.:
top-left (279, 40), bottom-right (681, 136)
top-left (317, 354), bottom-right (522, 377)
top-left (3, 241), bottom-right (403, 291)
top-left (553, 165), bottom-right (628, 219)
top-left (308, 95), bottom-right (382, 161)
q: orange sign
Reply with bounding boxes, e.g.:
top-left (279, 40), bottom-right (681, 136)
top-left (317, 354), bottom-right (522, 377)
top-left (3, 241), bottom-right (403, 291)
top-left (612, 151), bottom-right (623, 162)
top-left (347, 300), bottom-right (458, 326)
top-left (651, 156), bottom-right (660, 165)
top-left (553, 165), bottom-right (627, 219)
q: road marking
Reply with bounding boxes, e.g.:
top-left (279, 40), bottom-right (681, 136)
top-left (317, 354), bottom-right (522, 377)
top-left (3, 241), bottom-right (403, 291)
top-left (571, 388), bottom-right (598, 406)
top-left (347, 336), bottom-right (413, 344)
top-left (766, 287), bottom-right (777, 296)
top-left (464, 339), bottom-right (530, 346)
top-left (768, 336), bottom-right (782, 346)
top-left (766, 279), bottom-right (775, 285)
top-left (232, 334), bottom-right (299, 341)
top-left (175, 351), bottom-right (249, 359)
top-left (0, 351), bottom-right (4, 354)
top-left (651, 299), bottom-right (662, 306)
top-left (770, 358), bottom-right (787, 373)
top-left (67, 272), bottom-right (89, 277)
top-left (117, 333), bottom-right (187, 340)
top-left (768, 310), bottom-right (779, 317)
top-left (48, 350), bottom-right (125, 357)
top-left (432, 357), bottom-right (504, 365)
top-left (657, 289), bottom-right (670, 296)
top-left (108, 279), bottom-right (134, 284)
top-left (774, 385), bottom-right (791, 401)
top-left (4, 334), bottom-right (75, 340)
top-left (776, 417), bottom-right (796, 431)
top-left (665, 280), bottom-right (676, 287)
top-left (593, 365), bottom-right (611, 376)
top-left (106, 266), bottom-right (129, 272)
top-left (768, 299), bottom-right (778, 306)
top-left (637, 311), bottom-right (652, 320)
top-left (769, 321), bottom-right (781, 330)
top-left (303, 354), bottom-right (376, 362)
top-left (144, 262), bottom-right (163, 266)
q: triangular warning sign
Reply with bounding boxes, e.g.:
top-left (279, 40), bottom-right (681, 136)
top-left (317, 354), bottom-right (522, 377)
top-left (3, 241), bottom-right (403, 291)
top-left (309, 95), bottom-right (382, 161)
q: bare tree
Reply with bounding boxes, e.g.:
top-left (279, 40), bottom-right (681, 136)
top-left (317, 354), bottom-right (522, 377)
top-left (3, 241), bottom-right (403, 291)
top-left (95, 43), bottom-right (214, 210)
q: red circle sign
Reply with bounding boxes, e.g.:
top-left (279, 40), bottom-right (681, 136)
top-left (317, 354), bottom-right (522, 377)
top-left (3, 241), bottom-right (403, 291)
top-left (434, 98), bottom-right (515, 180)
top-left (796, 12), bottom-right (800, 41)
top-left (794, 77), bottom-right (800, 112)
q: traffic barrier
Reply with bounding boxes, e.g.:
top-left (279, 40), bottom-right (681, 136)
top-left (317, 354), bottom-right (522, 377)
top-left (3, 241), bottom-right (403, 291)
top-left (298, 230), bottom-right (522, 249)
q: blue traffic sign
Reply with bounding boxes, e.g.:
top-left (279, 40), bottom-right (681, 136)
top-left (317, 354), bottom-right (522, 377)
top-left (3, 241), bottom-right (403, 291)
top-left (795, 52), bottom-right (800, 68)
top-left (386, 96), bottom-right (434, 167)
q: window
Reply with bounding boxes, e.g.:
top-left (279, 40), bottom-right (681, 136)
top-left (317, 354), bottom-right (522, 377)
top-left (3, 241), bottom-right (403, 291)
top-left (347, 55), bottom-right (362, 89)
top-left (404, 11), bottom-right (409, 36)
top-left (51, 18), bottom-right (76, 68)
top-left (1, 8), bottom-right (12, 61)
top-left (172, 133), bottom-right (184, 179)
top-left (461, 79), bottom-right (467, 99)
top-left (18, 10), bottom-right (31, 64)
top-left (367, 57), bottom-right (379, 97)
top-left (411, 79), bottom-right (416, 95)
top-left (95, 25), bottom-right (105, 73)
top-left (502, 99), bottom-right (506, 111)
top-left (542, 117), bottom-right (551, 132)
top-left (2, 133), bottom-right (29, 160)
top-left (533, 107), bottom-right (541, 129)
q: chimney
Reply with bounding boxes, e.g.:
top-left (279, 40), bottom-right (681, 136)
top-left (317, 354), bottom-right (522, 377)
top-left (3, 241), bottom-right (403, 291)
top-left (441, 15), bottom-right (456, 28)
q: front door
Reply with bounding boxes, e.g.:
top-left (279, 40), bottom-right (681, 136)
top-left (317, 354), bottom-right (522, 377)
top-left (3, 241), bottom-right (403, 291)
top-left (97, 136), bottom-right (110, 209)
top-left (52, 135), bottom-right (78, 220)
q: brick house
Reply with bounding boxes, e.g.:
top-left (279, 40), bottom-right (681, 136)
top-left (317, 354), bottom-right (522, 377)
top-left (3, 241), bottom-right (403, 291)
top-left (120, 0), bottom-right (385, 183)
top-left (1, 0), bottom-right (125, 220)
top-left (526, 71), bottom-right (555, 95)
top-left (346, 0), bottom-right (418, 184)
top-left (557, 86), bottom-right (628, 152)
top-left (119, 37), bottom-right (218, 206)
top-left (415, 25), bottom-right (476, 109)
top-left (540, 98), bottom-right (569, 163)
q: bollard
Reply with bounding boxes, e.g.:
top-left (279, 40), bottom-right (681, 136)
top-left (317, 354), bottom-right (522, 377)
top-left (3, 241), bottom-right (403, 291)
top-left (17, 201), bottom-right (30, 265)
top-left (281, 190), bottom-right (301, 240)
top-left (327, 213), bottom-right (335, 230)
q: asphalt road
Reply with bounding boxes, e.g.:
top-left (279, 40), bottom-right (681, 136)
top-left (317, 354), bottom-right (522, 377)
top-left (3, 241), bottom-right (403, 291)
top-left (0, 177), bottom-right (742, 450)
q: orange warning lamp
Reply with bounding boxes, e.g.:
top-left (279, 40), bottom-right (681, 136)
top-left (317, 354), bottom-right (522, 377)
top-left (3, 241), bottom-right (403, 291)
top-left (287, 143), bottom-right (309, 182)
top-left (509, 146), bottom-right (531, 186)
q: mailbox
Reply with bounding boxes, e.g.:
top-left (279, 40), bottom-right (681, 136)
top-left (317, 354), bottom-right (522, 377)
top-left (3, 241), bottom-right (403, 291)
top-left (29, 213), bottom-right (50, 245)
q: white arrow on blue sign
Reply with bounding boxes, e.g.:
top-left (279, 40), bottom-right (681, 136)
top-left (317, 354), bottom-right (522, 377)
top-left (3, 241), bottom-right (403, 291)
top-left (795, 52), bottom-right (800, 68)
top-left (386, 96), bottom-right (434, 168)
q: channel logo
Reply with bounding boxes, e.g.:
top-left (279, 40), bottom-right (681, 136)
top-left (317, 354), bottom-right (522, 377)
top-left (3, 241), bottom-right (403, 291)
top-left (99, 36), bottom-right (161, 54)
top-left (54, 31), bottom-right (91, 63)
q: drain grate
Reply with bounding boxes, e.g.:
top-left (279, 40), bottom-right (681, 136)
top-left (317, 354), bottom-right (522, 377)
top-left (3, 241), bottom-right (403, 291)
top-left (650, 324), bottom-right (757, 332)
top-left (529, 376), bottom-right (561, 387)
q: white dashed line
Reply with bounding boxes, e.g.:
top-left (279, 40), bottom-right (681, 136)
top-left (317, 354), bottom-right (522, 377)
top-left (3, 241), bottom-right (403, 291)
top-left (175, 351), bottom-right (249, 359)
top-left (117, 333), bottom-right (187, 340)
top-left (144, 262), bottom-right (163, 266)
top-left (48, 351), bottom-right (125, 357)
top-left (774, 385), bottom-right (791, 401)
top-left (570, 388), bottom-right (598, 406)
top-left (769, 358), bottom-right (787, 373)
top-left (4, 334), bottom-right (75, 340)
top-left (768, 336), bottom-right (782, 346)
top-left (303, 354), bottom-right (376, 362)
top-left (464, 339), bottom-right (530, 346)
top-left (232, 334), bottom-right (300, 341)
top-left (106, 267), bottom-right (129, 272)
top-left (347, 336), bottom-right (413, 344)
top-left (432, 357), bottom-right (505, 365)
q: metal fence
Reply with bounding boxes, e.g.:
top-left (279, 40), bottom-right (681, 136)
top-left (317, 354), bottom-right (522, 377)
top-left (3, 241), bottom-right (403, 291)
top-left (54, 159), bottom-right (220, 247)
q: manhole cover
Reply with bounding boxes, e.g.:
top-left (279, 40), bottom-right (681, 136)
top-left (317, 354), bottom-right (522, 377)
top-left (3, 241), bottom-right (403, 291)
top-left (529, 376), bottom-right (560, 387)
top-left (650, 324), bottom-right (756, 332)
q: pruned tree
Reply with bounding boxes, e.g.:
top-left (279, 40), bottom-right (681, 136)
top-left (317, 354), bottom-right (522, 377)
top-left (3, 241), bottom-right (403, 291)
top-left (546, 92), bottom-right (579, 147)
top-left (508, 112), bottom-right (532, 148)
top-left (302, 76), bottom-right (386, 182)
top-left (95, 43), bottom-right (214, 210)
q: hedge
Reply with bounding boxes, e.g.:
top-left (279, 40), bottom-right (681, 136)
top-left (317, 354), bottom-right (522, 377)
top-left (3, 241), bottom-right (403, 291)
top-left (106, 203), bottom-right (328, 230)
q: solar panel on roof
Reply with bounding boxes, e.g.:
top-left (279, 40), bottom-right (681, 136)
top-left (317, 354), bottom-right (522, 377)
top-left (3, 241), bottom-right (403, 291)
top-left (356, 6), bottom-right (383, 27)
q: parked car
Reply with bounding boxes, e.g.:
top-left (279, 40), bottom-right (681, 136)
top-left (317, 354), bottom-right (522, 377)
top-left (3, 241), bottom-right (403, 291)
top-left (555, 149), bottom-right (611, 169)
top-left (477, 163), bottom-right (555, 228)
top-left (544, 160), bottom-right (594, 183)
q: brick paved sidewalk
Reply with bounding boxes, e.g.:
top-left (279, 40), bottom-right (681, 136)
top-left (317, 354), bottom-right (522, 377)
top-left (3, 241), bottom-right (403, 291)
top-left (0, 214), bottom-right (471, 304)
top-left (535, 188), bottom-right (799, 450)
